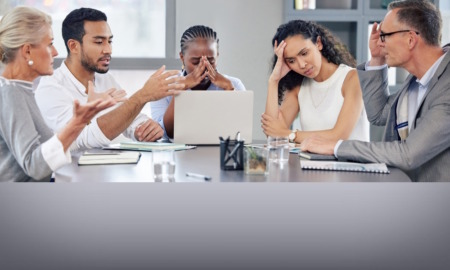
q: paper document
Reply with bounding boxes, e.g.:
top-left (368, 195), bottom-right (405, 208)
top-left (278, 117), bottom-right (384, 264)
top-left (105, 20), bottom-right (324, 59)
top-left (104, 141), bottom-right (196, 152)
top-left (78, 151), bottom-right (141, 165)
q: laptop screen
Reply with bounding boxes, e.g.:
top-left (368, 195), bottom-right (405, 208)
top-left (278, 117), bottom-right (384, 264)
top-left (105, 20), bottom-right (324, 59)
top-left (173, 91), bottom-right (253, 145)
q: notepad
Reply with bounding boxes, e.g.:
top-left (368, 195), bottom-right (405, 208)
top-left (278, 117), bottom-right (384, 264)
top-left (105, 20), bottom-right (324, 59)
top-left (78, 151), bottom-right (141, 165)
top-left (104, 141), bottom-right (195, 152)
top-left (301, 160), bottom-right (390, 173)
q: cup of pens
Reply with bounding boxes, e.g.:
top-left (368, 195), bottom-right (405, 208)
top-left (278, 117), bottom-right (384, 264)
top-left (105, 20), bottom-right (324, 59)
top-left (219, 133), bottom-right (244, 170)
top-left (243, 145), bottom-right (268, 175)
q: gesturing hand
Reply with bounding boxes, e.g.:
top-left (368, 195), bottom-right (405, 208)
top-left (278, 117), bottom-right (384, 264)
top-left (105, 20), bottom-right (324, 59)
top-left (140, 65), bottom-right (186, 102)
top-left (87, 86), bottom-right (127, 103)
top-left (204, 56), bottom-right (234, 90)
top-left (74, 81), bottom-right (116, 125)
top-left (269, 40), bottom-right (291, 83)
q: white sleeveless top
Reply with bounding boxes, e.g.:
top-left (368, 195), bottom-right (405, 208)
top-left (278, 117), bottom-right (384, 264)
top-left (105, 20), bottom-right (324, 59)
top-left (297, 64), bottom-right (370, 141)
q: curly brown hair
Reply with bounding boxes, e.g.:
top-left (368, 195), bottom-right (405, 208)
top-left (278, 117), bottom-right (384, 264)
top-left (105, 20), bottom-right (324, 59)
top-left (271, 20), bottom-right (356, 104)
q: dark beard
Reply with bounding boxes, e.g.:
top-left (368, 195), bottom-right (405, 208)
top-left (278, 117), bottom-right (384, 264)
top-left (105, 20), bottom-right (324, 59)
top-left (81, 54), bottom-right (109, 74)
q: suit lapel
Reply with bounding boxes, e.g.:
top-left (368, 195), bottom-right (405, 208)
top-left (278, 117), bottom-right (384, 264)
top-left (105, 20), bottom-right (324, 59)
top-left (385, 82), bottom-right (409, 141)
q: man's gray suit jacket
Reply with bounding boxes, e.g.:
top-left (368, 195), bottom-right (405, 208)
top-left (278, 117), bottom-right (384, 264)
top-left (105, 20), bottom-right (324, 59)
top-left (337, 46), bottom-right (450, 182)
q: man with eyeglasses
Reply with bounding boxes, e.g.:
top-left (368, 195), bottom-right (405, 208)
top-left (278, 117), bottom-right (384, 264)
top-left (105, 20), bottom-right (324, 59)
top-left (300, 0), bottom-right (450, 182)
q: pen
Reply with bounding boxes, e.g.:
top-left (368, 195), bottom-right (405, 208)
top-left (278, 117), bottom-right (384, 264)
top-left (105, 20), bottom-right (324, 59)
top-left (186, 172), bottom-right (212, 181)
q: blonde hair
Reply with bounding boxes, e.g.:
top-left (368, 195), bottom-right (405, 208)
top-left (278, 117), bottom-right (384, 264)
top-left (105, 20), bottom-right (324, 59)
top-left (0, 6), bottom-right (52, 64)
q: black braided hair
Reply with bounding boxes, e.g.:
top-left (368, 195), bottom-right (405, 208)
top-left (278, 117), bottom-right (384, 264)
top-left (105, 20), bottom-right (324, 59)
top-left (180, 25), bottom-right (219, 55)
top-left (271, 20), bottom-right (356, 104)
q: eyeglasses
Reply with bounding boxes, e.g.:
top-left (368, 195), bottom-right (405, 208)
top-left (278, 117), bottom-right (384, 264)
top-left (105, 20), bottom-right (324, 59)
top-left (379, 30), bottom-right (420, 42)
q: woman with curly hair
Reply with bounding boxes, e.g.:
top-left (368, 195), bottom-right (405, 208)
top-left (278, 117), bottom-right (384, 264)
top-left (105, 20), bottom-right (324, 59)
top-left (262, 20), bottom-right (369, 144)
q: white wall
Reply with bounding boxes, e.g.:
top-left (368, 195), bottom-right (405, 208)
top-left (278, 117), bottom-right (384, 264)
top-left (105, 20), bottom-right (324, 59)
top-left (175, 0), bottom-right (283, 140)
top-left (112, 0), bottom-right (283, 141)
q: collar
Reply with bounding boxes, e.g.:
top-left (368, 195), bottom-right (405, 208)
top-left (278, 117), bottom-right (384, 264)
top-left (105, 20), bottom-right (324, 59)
top-left (416, 52), bottom-right (447, 88)
top-left (59, 61), bottom-right (94, 96)
top-left (0, 76), bottom-right (34, 92)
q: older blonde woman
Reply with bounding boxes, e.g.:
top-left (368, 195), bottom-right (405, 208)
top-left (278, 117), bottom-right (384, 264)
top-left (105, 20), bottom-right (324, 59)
top-left (0, 6), bottom-right (115, 181)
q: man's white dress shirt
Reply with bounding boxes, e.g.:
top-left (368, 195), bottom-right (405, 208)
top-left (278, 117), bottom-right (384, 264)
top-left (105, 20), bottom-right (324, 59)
top-left (35, 62), bottom-right (149, 151)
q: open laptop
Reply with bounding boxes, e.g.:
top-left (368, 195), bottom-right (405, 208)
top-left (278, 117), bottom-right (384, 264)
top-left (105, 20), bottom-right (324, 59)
top-left (173, 91), bottom-right (253, 145)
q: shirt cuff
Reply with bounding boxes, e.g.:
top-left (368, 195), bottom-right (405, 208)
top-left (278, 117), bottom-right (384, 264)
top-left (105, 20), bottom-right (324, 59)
top-left (41, 134), bottom-right (72, 171)
top-left (69, 119), bottom-right (112, 152)
top-left (334, 140), bottom-right (344, 158)
top-left (365, 62), bottom-right (388, 71)
top-left (158, 118), bottom-right (170, 140)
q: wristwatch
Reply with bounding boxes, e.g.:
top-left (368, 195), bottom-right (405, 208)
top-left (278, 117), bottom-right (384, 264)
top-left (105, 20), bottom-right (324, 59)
top-left (288, 130), bottom-right (297, 143)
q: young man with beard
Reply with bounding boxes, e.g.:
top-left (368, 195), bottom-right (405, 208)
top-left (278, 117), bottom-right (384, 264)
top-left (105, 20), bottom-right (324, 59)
top-left (36, 8), bottom-right (184, 151)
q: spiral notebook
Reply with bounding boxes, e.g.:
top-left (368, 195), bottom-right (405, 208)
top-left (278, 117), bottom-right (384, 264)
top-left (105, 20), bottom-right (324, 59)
top-left (301, 160), bottom-right (390, 174)
top-left (298, 151), bottom-right (337, 160)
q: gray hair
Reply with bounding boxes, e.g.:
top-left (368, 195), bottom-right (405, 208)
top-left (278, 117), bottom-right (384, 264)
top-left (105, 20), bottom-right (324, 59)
top-left (389, 0), bottom-right (442, 46)
top-left (0, 6), bottom-right (52, 64)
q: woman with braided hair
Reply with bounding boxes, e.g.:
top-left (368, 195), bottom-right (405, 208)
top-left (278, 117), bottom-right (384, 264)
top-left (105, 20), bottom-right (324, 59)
top-left (262, 20), bottom-right (369, 144)
top-left (151, 25), bottom-right (245, 139)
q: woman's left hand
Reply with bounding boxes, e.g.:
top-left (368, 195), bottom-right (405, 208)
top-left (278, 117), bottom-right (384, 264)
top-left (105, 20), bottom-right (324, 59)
top-left (261, 112), bottom-right (290, 137)
top-left (204, 57), bottom-right (234, 90)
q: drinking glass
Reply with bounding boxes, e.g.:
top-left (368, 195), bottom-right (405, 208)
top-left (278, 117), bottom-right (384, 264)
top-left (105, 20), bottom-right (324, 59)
top-left (267, 136), bottom-right (290, 163)
top-left (152, 150), bottom-right (175, 182)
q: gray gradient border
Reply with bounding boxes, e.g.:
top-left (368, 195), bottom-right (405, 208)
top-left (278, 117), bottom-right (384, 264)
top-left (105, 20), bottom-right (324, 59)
top-left (1, 183), bottom-right (450, 270)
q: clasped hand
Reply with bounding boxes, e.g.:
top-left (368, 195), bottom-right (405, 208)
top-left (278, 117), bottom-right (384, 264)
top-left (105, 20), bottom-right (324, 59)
top-left (184, 56), bottom-right (233, 90)
top-left (261, 111), bottom-right (290, 137)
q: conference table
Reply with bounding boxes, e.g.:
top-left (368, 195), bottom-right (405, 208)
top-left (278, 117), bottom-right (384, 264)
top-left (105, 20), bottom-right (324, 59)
top-left (55, 145), bottom-right (411, 182)
top-left (12, 146), bottom-right (450, 270)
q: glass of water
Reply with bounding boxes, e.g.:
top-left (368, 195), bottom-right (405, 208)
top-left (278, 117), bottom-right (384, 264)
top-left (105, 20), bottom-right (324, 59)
top-left (267, 136), bottom-right (290, 164)
top-left (152, 150), bottom-right (176, 182)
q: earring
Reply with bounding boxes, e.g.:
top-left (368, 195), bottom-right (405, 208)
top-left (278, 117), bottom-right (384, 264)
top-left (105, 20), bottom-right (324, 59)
top-left (181, 64), bottom-right (185, 70)
top-left (28, 60), bottom-right (34, 66)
